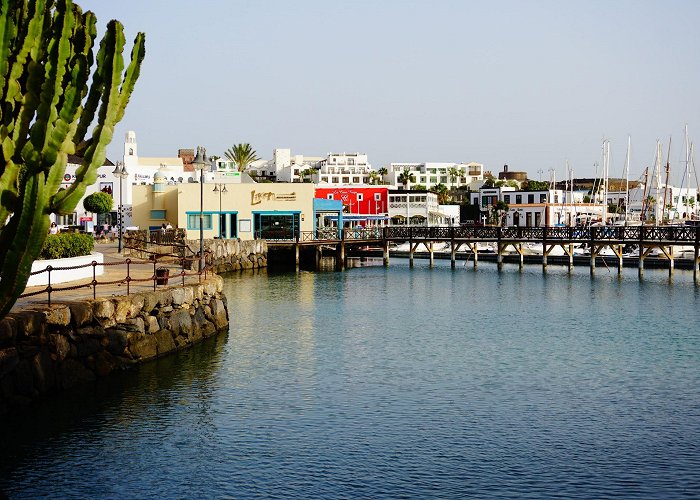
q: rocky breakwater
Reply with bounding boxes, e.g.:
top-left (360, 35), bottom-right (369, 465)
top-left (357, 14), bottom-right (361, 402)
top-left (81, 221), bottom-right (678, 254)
top-left (0, 276), bottom-right (228, 414)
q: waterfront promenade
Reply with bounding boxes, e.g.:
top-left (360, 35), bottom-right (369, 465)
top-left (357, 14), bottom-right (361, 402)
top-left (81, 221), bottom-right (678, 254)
top-left (13, 241), bottom-right (200, 313)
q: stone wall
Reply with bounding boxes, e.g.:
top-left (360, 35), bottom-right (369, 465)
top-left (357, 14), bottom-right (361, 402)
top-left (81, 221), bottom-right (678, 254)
top-left (202, 238), bottom-right (268, 273)
top-left (0, 276), bottom-right (228, 415)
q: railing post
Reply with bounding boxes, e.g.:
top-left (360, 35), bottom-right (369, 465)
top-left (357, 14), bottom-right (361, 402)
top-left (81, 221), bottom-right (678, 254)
top-left (89, 261), bottom-right (96, 299)
top-left (47, 265), bottom-right (52, 307)
top-left (126, 258), bottom-right (131, 296)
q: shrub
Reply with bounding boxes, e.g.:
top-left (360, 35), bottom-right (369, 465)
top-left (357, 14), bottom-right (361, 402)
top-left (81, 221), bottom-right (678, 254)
top-left (39, 233), bottom-right (95, 260)
top-left (83, 192), bottom-right (114, 214)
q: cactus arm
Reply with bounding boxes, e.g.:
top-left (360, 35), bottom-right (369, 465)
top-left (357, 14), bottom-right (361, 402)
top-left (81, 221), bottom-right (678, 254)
top-left (0, 172), bottom-right (50, 317)
top-left (53, 22), bottom-right (146, 214)
top-left (22, 0), bottom-right (73, 171)
top-left (72, 10), bottom-right (100, 147)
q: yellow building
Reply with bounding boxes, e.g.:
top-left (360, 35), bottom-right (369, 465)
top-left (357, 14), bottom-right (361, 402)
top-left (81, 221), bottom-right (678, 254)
top-left (131, 172), bottom-right (316, 240)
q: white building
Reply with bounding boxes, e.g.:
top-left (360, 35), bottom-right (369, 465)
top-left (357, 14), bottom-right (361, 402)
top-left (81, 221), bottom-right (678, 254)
top-left (246, 148), bottom-right (325, 183)
top-left (625, 184), bottom-right (699, 222)
top-left (314, 153), bottom-right (373, 185)
top-left (470, 187), bottom-right (604, 226)
top-left (387, 189), bottom-right (444, 226)
top-left (384, 162), bottom-right (484, 190)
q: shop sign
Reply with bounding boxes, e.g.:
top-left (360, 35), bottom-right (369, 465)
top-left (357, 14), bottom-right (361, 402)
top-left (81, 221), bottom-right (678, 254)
top-left (251, 190), bottom-right (296, 205)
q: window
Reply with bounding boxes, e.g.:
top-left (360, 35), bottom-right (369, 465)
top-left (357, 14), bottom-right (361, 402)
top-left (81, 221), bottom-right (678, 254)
top-left (353, 177), bottom-right (360, 183)
top-left (504, 195), bottom-right (511, 204)
top-left (374, 193), bottom-right (381, 201)
top-left (342, 177), bottom-right (350, 183)
top-left (554, 195), bottom-right (559, 203)
top-left (357, 193), bottom-right (363, 201)
top-left (332, 177), bottom-right (339, 183)
top-left (150, 210), bottom-right (166, 219)
top-left (129, 148), bottom-right (133, 155)
top-left (187, 213), bottom-right (212, 230)
top-left (348, 158), bottom-right (355, 165)
top-left (516, 195), bottom-right (522, 204)
top-left (327, 194), bottom-right (334, 200)
top-left (440, 176), bottom-right (448, 183)
top-left (540, 194), bottom-right (547, 203)
top-left (528, 194), bottom-right (534, 204)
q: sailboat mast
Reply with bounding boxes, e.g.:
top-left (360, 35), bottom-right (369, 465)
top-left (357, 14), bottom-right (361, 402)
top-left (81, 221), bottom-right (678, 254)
top-left (641, 167), bottom-right (649, 222)
top-left (662, 137), bottom-right (671, 223)
top-left (624, 136), bottom-right (631, 223)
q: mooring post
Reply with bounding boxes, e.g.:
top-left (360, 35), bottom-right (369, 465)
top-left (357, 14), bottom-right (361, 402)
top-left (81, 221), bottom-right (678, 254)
top-left (695, 228), bottom-right (699, 283)
top-left (638, 227), bottom-right (645, 277)
top-left (589, 228), bottom-right (596, 275)
top-left (429, 241), bottom-right (434, 267)
top-left (618, 244), bottom-right (623, 274)
top-left (542, 226), bottom-right (547, 272)
top-left (497, 227), bottom-right (503, 271)
top-left (450, 226), bottom-right (456, 269)
top-left (294, 243), bottom-right (300, 271)
top-left (568, 243), bottom-right (574, 272)
top-left (518, 243), bottom-right (524, 270)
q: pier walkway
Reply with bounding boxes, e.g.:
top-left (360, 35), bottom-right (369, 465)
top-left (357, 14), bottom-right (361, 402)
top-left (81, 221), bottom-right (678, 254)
top-left (266, 225), bottom-right (700, 278)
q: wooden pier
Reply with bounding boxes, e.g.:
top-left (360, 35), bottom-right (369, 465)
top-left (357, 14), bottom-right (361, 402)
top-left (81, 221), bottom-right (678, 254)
top-left (265, 225), bottom-right (700, 280)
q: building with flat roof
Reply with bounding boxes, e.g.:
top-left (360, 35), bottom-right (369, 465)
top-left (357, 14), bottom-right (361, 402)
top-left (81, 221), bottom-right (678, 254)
top-left (131, 178), bottom-right (316, 241)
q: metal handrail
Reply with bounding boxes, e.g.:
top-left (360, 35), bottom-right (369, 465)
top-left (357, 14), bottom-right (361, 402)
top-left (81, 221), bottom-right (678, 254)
top-left (20, 249), bottom-right (214, 307)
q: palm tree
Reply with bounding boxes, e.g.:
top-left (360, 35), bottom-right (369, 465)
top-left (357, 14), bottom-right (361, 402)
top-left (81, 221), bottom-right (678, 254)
top-left (432, 183), bottom-right (450, 204)
top-left (300, 168), bottom-right (315, 183)
top-left (224, 143), bottom-right (260, 172)
top-left (368, 171), bottom-right (380, 185)
top-left (448, 166), bottom-right (461, 188)
top-left (378, 167), bottom-right (388, 184)
top-left (397, 168), bottom-right (415, 190)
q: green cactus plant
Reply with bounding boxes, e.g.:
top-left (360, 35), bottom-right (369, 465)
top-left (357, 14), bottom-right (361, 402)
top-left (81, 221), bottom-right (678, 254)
top-left (0, 0), bottom-right (145, 318)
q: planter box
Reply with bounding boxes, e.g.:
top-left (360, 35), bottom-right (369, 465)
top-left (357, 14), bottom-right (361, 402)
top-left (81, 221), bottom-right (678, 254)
top-left (27, 252), bottom-right (104, 287)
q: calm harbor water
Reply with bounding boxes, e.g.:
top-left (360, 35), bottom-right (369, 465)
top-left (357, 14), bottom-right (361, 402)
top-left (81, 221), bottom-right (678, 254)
top-left (1, 260), bottom-right (700, 498)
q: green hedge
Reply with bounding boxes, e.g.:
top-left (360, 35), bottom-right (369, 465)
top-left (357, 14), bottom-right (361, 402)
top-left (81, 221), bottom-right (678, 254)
top-left (39, 233), bottom-right (95, 260)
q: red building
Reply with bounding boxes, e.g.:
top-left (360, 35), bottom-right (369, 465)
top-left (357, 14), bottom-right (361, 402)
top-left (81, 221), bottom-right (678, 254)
top-left (315, 186), bottom-right (389, 227)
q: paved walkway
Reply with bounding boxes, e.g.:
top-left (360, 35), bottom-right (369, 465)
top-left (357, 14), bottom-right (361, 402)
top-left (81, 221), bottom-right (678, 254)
top-left (12, 242), bottom-right (205, 313)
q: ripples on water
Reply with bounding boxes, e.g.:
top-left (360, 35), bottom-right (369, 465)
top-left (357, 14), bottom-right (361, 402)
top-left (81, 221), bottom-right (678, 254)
top-left (1, 260), bottom-right (699, 498)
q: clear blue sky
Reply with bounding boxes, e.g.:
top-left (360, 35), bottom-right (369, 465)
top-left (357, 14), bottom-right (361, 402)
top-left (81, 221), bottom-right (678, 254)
top-left (81, 0), bottom-right (700, 182)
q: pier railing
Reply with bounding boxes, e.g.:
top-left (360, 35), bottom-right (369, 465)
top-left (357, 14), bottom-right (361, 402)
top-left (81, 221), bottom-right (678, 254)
top-left (263, 225), bottom-right (700, 245)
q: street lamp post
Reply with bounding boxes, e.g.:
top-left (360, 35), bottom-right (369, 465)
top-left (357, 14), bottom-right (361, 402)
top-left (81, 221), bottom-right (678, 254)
top-left (111, 161), bottom-right (128, 253)
top-left (212, 183), bottom-right (228, 238)
top-left (192, 146), bottom-right (208, 271)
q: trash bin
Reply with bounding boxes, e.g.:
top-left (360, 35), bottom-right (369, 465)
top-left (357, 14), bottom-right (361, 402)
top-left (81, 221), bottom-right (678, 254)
top-left (155, 267), bottom-right (169, 285)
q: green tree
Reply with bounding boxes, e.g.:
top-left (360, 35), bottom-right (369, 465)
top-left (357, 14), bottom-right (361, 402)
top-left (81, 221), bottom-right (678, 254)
top-left (432, 183), bottom-right (450, 204)
top-left (83, 191), bottom-right (113, 215)
top-left (448, 166), bottom-right (461, 187)
top-left (300, 168), bottom-right (315, 183)
top-left (525, 180), bottom-right (549, 190)
top-left (491, 200), bottom-right (509, 226)
top-left (397, 168), bottom-right (415, 190)
top-left (224, 143), bottom-right (260, 172)
top-left (412, 184), bottom-right (426, 191)
top-left (0, 0), bottom-right (145, 318)
top-left (378, 167), bottom-right (388, 184)
top-left (367, 171), bottom-right (380, 185)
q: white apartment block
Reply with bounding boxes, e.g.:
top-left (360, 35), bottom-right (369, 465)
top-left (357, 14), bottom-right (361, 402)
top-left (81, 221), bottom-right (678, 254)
top-left (314, 153), bottom-right (372, 185)
top-left (246, 148), bottom-right (324, 183)
top-left (384, 162), bottom-right (484, 190)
